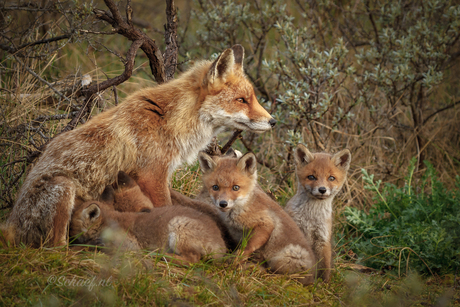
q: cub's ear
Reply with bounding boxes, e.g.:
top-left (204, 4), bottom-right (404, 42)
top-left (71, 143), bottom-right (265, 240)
top-left (224, 148), bottom-right (243, 158)
top-left (198, 152), bottom-right (217, 174)
top-left (237, 152), bottom-right (257, 175)
top-left (207, 48), bottom-right (234, 85)
top-left (114, 171), bottom-right (137, 190)
top-left (332, 149), bottom-right (351, 171)
top-left (231, 44), bottom-right (244, 69)
top-left (294, 144), bottom-right (315, 166)
top-left (100, 186), bottom-right (115, 206)
top-left (224, 148), bottom-right (237, 158)
top-left (82, 203), bottom-right (101, 223)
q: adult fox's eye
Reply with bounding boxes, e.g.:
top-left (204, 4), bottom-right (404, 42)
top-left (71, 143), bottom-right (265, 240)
top-left (329, 176), bottom-right (335, 181)
top-left (236, 98), bottom-right (247, 104)
top-left (307, 175), bottom-right (316, 181)
top-left (232, 185), bottom-right (240, 191)
top-left (212, 185), bottom-right (219, 191)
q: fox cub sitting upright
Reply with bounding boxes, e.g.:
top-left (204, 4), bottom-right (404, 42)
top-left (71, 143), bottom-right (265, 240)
top-left (70, 187), bottom-right (227, 265)
top-left (285, 144), bottom-right (351, 282)
top-left (198, 151), bottom-right (317, 285)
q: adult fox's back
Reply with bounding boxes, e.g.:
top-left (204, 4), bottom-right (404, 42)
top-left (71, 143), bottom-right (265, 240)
top-left (7, 45), bottom-right (275, 247)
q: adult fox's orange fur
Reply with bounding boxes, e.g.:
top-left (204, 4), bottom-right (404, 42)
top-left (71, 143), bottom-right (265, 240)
top-left (6, 44), bottom-right (275, 247)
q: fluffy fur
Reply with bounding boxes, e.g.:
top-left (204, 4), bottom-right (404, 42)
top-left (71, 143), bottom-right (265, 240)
top-left (197, 152), bottom-right (317, 285)
top-left (285, 144), bottom-right (351, 282)
top-left (7, 45), bottom-right (275, 247)
top-left (69, 193), bottom-right (227, 265)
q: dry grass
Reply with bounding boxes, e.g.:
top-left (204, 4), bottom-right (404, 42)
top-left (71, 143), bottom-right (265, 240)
top-left (1, 2), bottom-right (460, 305)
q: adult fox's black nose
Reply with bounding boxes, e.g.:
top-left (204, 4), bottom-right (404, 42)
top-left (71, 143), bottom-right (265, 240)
top-left (219, 200), bottom-right (228, 208)
top-left (318, 187), bottom-right (327, 194)
top-left (269, 118), bottom-right (277, 127)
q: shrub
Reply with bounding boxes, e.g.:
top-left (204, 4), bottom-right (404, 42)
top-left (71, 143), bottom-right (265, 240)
top-left (343, 159), bottom-right (460, 275)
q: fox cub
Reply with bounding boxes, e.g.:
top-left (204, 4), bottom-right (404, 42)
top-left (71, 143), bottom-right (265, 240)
top-left (70, 188), bottom-right (227, 265)
top-left (8, 44), bottom-right (275, 247)
top-left (197, 151), bottom-right (317, 285)
top-left (112, 171), bottom-right (235, 248)
top-left (285, 144), bottom-right (351, 282)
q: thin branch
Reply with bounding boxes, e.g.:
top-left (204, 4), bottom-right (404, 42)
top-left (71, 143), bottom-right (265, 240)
top-left (221, 130), bottom-right (243, 154)
top-left (61, 39), bottom-right (143, 134)
top-left (93, 0), bottom-right (166, 83)
top-left (423, 100), bottom-right (460, 125)
top-left (0, 34), bottom-right (72, 53)
top-left (13, 55), bottom-right (73, 105)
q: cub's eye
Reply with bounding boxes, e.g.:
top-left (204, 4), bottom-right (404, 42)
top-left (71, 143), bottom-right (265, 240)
top-left (329, 176), bottom-right (335, 181)
top-left (236, 98), bottom-right (248, 104)
top-left (307, 175), bottom-right (316, 181)
top-left (212, 185), bottom-right (219, 191)
top-left (232, 185), bottom-right (240, 191)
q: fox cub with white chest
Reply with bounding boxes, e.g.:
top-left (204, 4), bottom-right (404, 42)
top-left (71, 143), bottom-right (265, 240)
top-left (285, 144), bottom-right (351, 282)
top-left (198, 151), bottom-right (317, 285)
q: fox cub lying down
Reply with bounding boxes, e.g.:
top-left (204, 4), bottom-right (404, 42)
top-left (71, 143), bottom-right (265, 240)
top-left (285, 144), bottom-right (351, 282)
top-left (70, 186), bottom-right (227, 265)
top-left (197, 150), bottom-right (317, 285)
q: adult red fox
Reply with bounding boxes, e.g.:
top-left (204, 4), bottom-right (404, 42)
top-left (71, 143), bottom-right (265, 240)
top-left (285, 144), bottom-right (351, 282)
top-left (6, 44), bottom-right (275, 247)
top-left (197, 151), bottom-right (317, 285)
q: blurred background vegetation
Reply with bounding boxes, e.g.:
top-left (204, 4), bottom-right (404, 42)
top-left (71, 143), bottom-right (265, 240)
top-left (1, 0), bottom-right (459, 296)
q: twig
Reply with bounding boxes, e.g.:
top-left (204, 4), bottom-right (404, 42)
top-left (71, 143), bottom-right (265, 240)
top-left (94, 0), bottom-right (166, 84)
top-left (61, 39), bottom-right (143, 134)
top-left (221, 130), bottom-right (243, 154)
top-left (423, 100), bottom-right (460, 125)
top-left (0, 34), bottom-right (72, 53)
top-left (13, 55), bottom-right (73, 105)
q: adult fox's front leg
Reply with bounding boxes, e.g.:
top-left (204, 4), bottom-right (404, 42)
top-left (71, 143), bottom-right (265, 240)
top-left (136, 171), bottom-right (172, 207)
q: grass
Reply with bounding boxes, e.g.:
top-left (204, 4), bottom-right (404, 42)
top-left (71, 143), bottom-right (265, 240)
top-left (0, 245), bottom-right (458, 306)
top-left (1, 1), bottom-right (460, 305)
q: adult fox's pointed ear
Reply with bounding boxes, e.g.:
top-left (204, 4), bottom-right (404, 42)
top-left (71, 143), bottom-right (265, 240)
top-left (294, 144), bottom-right (315, 166)
top-left (207, 48), bottom-right (234, 85)
top-left (332, 149), bottom-right (351, 171)
top-left (237, 152), bottom-right (257, 175)
top-left (198, 152), bottom-right (217, 174)
top-left (231, 44), bottom-right (244, 70)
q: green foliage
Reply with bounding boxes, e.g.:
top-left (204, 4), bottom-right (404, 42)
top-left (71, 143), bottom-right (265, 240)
top-left (344, 159), bottom-right (460, 275)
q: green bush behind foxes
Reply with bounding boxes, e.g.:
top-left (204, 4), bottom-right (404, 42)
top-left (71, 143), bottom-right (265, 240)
top-left (343, 159), bottom-right (460, 275)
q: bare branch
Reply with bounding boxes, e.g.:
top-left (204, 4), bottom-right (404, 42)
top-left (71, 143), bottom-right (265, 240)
top-left (164, 0), bottom-right (179, 81)
top-left (423, 100), bottom-right (460, 125)
top-left (93, 0), bottom-right (166, 83)
top-left (221, 130), bottom-right (242, 154)
top-left (61, 39), bottom-right (143, 134)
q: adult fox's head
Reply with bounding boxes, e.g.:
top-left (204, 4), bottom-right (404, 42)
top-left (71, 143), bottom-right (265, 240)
top-left (293, 144), bottom-right (351, 200)
top-left (199, 151), bottom-right (258, 211)
top-left (200, 45), bottom-right (276, 133)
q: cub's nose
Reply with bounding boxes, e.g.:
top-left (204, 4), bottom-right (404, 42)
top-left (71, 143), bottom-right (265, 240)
top-left (318, 187), bottom-right (327, 194)
top-left (269, 118), bottom-right (277, 127)
top-left (219, 200), bottom-right (228, 208)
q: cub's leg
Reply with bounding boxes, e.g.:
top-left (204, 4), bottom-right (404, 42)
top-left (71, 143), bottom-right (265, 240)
top-left (317, 242), bottom-right (332, 282)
